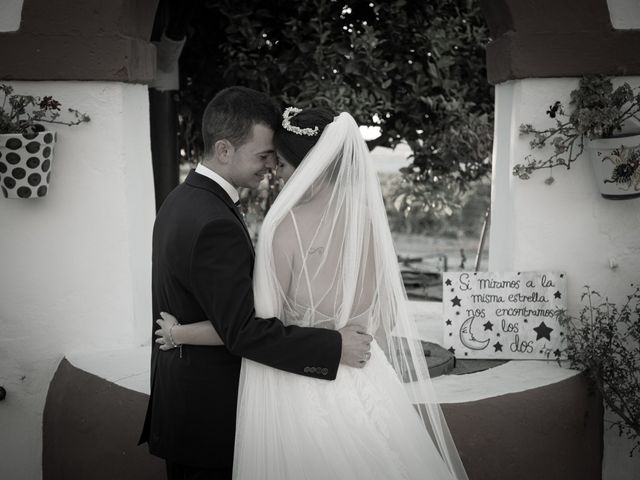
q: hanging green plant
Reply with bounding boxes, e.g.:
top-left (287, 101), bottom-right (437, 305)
top-left (515, 76), bottom-right (640, 198)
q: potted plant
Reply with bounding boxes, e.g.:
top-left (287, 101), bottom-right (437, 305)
top-left (0, 85), bottom-right (90, 199)
top-left (558, 285), bottom-right (640, 455)
top-left (514, 76), bottom-right (640, 199)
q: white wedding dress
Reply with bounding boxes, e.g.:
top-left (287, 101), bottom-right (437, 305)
top-left (233, 113), bottom-right (468, 480)
top-left (234, 303), bottom-right (458, 480)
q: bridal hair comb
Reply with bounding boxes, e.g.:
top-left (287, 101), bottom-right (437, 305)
top-left (282, 107), bottom-right (319, 136)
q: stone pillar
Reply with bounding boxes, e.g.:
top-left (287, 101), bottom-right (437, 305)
top-left (0, 2), bottom-right (158, 479)
top-left (480, 1), bottom-right (640, 478)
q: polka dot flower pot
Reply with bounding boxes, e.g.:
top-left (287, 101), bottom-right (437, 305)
top-left (0, 131), bottom-right (56, 199)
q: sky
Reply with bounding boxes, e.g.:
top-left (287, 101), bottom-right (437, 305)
top-left (369, 143), bottom-right (413, 173)
top-left (359, 125), bottom-right (413, 174)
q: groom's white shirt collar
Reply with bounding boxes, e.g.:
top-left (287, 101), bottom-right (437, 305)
top-left (195, 163), bottom-right (239, 204)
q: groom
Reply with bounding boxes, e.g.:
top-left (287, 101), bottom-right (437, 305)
top-left (139, 86), bottom-right (373, 479)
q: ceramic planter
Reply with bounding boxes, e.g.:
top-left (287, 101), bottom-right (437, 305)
top-left (587, 134), bottom-right (640, 199)
top-left (0, 131), bottom-right (56, 199)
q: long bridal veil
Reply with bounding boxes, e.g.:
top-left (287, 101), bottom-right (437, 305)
top-left (240, 112), bottom-right (468, 479)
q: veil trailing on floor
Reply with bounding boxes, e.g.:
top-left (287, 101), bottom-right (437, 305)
top-left (247, 112), bottom-right (468, 479)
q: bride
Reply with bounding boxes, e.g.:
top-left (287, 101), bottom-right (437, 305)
top-left (156, 107), bottom-right (468, 480)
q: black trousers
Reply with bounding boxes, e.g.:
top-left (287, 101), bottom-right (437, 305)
top-left (165, 460), bottom-right (232, 480)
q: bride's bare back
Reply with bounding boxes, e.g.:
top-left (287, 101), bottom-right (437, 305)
top-left (273, 191), bottom-right (376, 332)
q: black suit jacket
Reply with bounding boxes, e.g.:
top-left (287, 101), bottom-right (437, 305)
top-left (139, 170), bottom-right (342, 468)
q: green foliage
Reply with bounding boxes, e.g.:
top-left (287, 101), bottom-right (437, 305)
top-left (558, 286), bottom-right (640, 456)
top-left (238, 169), bottom-right (491, 238)
top-left (380, 172), bottom-right (490, 237)
top-left (514, 76), bottom-right (640, 180)
top-left (178, 0), bottom-right (493, 216)
top-left (0, 84), bottom-right (90, 135)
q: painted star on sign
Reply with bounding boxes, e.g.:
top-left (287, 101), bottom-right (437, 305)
top-left (451, 296), bottom-right (462, 307)
top-left (554, 291), bottom-right (562, 299)
top-left (483, 321), bottom-right (494, 331)
top-left (445, 319), bottom-right (452, 326)
top-left (493, 341), bottom-right (503, 352)
top-left (553, 349), bottom-right (562, 358)
top-left (533, 321), bottom-right (554, 341)
top-left (448, 347), bottom-right (456, 355)
top-left (445, 279), bottom-right (452, 286)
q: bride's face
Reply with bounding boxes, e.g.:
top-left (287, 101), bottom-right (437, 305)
top-left (275, 154), bottom-right (296, 183)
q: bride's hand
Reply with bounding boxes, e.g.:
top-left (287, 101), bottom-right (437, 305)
top-left (155, 312), bottom-right (180, 351)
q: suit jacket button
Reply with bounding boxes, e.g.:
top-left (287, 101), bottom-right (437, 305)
top-left (321, 368), bottom-right (328, 375)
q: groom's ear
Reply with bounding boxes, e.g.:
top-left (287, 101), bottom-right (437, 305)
top-left (214, 139), bottom-right (233, 164)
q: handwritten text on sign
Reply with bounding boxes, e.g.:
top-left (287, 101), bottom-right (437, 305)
top-left (442, 272), bottom-right (567, 359)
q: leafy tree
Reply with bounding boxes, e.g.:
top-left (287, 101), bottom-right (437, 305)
top-left (178, 0), bottom-right (493, 217)
top-left (381, 173), bottom-right (490, 237)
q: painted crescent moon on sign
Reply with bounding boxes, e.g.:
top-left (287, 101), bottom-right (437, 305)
top-left (459, 316), bottom-right (490, 350)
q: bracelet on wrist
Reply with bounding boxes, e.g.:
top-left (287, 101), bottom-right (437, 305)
top-left (168, 323), bottom-right (180, 349)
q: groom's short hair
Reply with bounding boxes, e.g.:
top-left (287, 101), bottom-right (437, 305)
top-left (202, 86), bottom-right (281, 154)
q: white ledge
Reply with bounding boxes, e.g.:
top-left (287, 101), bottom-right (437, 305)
top-left (65, 301), bottom-right (580, 404)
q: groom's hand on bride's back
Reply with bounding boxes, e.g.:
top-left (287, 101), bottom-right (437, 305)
top-left (338, 325), bottom-right (373, 368)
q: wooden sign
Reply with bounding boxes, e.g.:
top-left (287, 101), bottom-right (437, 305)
top-left (442, 272), bottom-right (567, 360)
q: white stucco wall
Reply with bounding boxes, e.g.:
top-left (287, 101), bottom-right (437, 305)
top-left (0, 82), bottom-right (155, 480)
top-left (0, 0), bottom-right (23, 32)
top-left (607, 0), bottom-right (640, 29)
top-left (489, 77), bottom-right (640, 480)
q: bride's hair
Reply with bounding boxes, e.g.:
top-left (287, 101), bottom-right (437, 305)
top-left (274, 107), bottom-right (336, 167)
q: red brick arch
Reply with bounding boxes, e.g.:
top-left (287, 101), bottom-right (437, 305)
top-left (480, 0), bottom-right (640, 84)
top-left (0, 0), bottom-right (158, 82)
